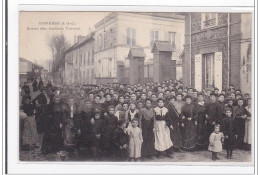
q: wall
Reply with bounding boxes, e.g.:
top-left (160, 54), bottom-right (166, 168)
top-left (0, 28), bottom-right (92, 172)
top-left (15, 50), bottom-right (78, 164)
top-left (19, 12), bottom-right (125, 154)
top-left (183, 13), bottom-right (250, 90)
top-left (240, 13), bottom-right (252, 93)
top-left (95, 12), bottom-right (185, 82)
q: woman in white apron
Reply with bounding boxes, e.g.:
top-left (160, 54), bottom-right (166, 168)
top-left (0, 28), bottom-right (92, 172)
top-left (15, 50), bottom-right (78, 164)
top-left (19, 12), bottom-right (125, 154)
top-left (154, 99), bottom-right (173, 158)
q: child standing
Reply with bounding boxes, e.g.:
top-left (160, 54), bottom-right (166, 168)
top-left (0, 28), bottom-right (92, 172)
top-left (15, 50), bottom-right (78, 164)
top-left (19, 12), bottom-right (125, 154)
top-left (89, 110), bottom-right (103, 160)
top-left (112, 119), bottom-right (128, 161)
top-left (221, 108), bottom-right (238, 159)
top-left (208, 125), bottom-right (224, 161)
top-left (128, 118), bottom-right (143, 161)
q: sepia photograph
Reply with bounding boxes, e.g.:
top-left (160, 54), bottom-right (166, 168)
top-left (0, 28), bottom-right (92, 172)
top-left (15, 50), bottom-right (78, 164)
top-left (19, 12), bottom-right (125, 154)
top-left (19, 11), bottom-right (253, 163)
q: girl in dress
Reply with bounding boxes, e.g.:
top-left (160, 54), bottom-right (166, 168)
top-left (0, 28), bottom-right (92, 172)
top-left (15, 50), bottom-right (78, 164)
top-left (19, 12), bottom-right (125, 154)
top-left (154, 99), bottom-right (173, 158)
top-left (208, 125), bottom-right (224, 161)
top-left (139, 99), bottom-right (156, 158)
top-left (128, 118), bottom-right (143, 161)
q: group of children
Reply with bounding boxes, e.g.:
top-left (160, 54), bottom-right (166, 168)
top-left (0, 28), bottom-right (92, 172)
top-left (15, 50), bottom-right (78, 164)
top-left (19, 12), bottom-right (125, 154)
top-left (20, 79), bottom-right (252, 161)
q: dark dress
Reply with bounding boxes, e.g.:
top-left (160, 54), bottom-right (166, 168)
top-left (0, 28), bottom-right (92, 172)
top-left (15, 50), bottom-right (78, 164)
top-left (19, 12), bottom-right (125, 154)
top-left (233, 105), bottom-right (247, 149)
top-left (78, 109), bottom-right (94, 148)
top-left (101, 114), bottom-right (118, 156)
top-left (89, 118), bottom-right (103, 159)
top-left (180, 103), bottom-right (198, 151)
top-left (32, 93), bottom-right (52, 134)
top-left (166, 103), bottom-right (181, 149)
top-left (139, 108), bottom-right (156, 157)
top-left (41, 103), bottom-right (63, 154)
top-left (195, 103), bottom-right (208, 149)
top-left (112, 127), bottom-right (129, 161)
top-left (206, 101), bottom-right (222, 132)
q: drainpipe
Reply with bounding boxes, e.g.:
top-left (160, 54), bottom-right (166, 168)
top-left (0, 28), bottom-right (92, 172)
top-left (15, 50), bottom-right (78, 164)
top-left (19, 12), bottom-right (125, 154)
top-left (227, 13), bottom-right (230, 88)
top-left (189, 13), bottom-right (192, 87)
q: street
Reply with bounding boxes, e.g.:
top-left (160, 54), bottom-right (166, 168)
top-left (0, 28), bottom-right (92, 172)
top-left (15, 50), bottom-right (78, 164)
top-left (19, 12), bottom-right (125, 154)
top-left (20, 148), bottom-right (251, 162)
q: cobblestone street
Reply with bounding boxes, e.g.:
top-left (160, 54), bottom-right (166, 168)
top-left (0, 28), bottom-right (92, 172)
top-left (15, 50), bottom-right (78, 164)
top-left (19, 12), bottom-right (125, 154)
top-left (20, 148), bottom-right (251, 162)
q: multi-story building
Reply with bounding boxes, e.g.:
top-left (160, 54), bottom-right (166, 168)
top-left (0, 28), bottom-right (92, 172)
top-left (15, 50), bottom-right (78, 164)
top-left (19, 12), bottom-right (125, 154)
top-left (94, 12), bottom-right (185, 84)
top-left (183, 13), bottom-right (252, 93)
top-left (19, 57), bottom-right (43, 85)
top-left (64, 33), bottom-right (95, 85)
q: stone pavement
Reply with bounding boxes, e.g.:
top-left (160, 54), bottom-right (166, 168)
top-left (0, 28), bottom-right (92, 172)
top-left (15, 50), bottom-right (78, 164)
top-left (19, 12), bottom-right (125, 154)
top-left (20, 149), bottom-right (251, 162)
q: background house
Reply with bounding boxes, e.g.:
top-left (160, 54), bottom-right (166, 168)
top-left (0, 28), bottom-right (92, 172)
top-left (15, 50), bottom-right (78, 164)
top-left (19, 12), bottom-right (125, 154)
top-left (64, 33), bottom-right (95, 85)
top-left (183, 13), bottom-right (252, 93)
top-left (19, 57), bottom-right (43, 85)
top-left (94, 12), bottom-right (185, 85)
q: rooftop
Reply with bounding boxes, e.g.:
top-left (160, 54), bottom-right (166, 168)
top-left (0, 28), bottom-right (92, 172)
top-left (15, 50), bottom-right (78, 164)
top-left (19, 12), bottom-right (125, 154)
top-left (151, 41), bottom-right (175, 53)
top-left (128, 48), bottom-right (146, 58)
top-left (64, 32), bottom-right (95, 54)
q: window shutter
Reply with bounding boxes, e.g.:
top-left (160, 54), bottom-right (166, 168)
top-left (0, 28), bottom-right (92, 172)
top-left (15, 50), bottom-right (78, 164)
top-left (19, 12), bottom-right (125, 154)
top-left (132, 29), bottom-right (136, 46)
top-left (195, 54), bottom-right (202, 91)
top-left (214, 52), bottom-right (223, 91)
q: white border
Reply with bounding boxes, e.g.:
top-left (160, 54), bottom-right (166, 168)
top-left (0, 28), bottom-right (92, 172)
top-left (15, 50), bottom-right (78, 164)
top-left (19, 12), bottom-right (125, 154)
top-left (6, 0), bottom-right (257, 174)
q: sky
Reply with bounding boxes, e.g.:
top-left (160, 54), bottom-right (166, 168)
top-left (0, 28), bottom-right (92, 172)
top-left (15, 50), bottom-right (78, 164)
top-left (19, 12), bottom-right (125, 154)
top-left (19, 12), bottom-right (105, 70)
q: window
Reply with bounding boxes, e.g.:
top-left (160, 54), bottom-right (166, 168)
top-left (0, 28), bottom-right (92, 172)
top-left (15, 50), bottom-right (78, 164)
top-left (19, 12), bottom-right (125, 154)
top-left (108, 58), bottom-right (112, 77)
top-left (126, 28), bottom-right (136, 46)
top-left (204, 53), bottom-right (215, 88)
top-left (88, 51), bottom-right (90, 65)
top-left (92, 50), bottom-right (94, 64)
top-left (104, 32), bottom-right (109, 49)
top-left (100, 35), bottom-right (103, 51)
top-left (80, 54), bottom-right (82, 66)
top-left (168, 32), bottom-right (176, 48)
top-left (150, 30), bottom-right (159, 47)
top-left (84, 53), bottom-right (86, 66)
top-left (202, 13), bottom-right (217, 28)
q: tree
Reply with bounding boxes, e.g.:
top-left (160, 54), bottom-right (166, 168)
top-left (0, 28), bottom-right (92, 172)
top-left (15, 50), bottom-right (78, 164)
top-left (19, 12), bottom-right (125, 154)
top-left (47, 34), bottom-right (70, 73)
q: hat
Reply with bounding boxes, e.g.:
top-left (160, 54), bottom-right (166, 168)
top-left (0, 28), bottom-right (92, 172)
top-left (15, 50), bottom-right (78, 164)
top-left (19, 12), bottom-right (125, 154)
top-left (210, 92), bottom-right (217, 97)
top-left (157, 98), bottom-right (165, 103)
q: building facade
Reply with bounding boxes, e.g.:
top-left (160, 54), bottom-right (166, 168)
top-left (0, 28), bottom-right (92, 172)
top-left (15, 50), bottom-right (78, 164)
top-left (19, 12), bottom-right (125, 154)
top-left (64, 33), bottom-right (95, 85)
top-left (19, 57), bottom-right (43, 85)
top-left (94, 12), bottom-right (185, 84)
top-left (183, 13), bottom-right (252, 93)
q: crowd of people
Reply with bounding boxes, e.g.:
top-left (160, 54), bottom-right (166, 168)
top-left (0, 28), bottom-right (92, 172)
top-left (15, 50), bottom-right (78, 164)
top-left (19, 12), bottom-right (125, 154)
top-left (19, 78), bottom-right (252, 161)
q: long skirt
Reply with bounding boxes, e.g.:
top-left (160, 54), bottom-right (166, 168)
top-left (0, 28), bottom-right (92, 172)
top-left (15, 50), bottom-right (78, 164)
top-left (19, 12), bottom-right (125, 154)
top-left (244, 119), bottom-right (252, 144)
top-left (141, 119), bottom-right (156, 156)
top-left (181, 120), bottom-right (198, 150)
top-left (154, 120), bottom-right (173, 152)
top-left (197, 122), bottom-right (208, 149)
top-left (170, 123), bottom-right (181, 149)
top-left (22, 116), bottom-right (39, 145)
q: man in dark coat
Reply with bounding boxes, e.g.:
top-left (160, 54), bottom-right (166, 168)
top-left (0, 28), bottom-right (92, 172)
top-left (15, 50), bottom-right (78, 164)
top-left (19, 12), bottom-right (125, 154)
top-left (22, 82), bottom-right (30, 96)
top-left (32, 88), bottom-right (53, 134)
top-left (206, 93), bottom-right (222, 132)
top-left (233, 98), bottom-right (247, 149)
